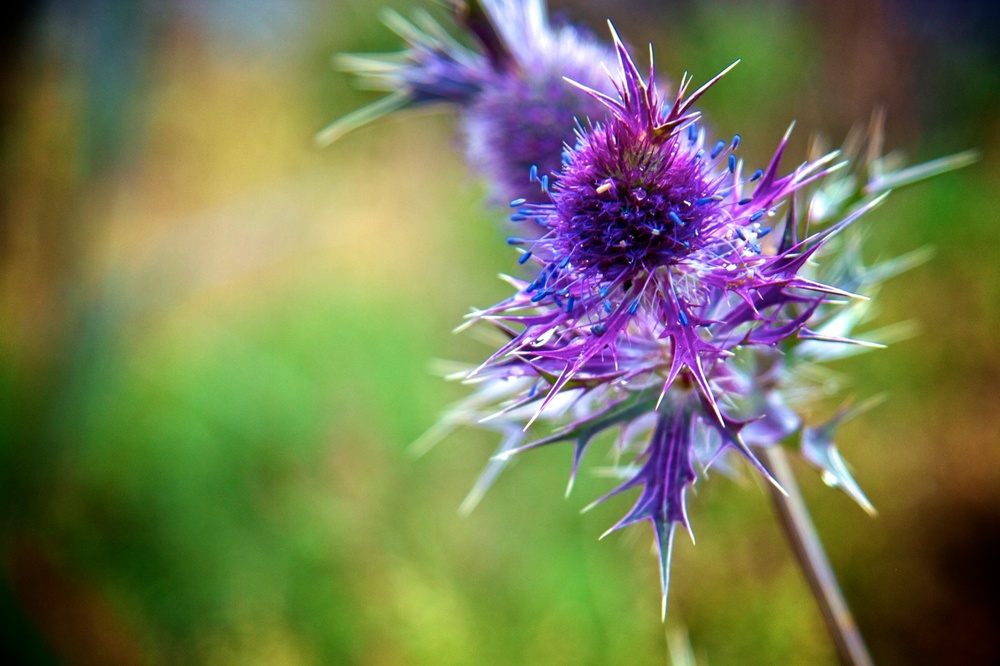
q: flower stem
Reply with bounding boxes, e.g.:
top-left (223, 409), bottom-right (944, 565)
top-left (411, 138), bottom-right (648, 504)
top-left (760, 446), bottom-right (874, 666)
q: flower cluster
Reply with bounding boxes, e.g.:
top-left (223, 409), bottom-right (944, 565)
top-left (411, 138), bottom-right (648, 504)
top-left (333, 1), bottom-right (974, 618)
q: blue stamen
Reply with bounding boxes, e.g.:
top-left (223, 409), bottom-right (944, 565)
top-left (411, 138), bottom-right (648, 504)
top-left (669, 211), bottom-right (684, 226)
top-left (750, 169), bottom-right (764, 181)
top-left (599, 285), bottom-right (610, 298)
top-left (529, 165), bottom-right (538, 182)
top-left (710, 140), bottom-right (726, 159)
top-left (518, 251), bottom-right (532, 264)
top-left (604, 300), bottom-right (612, 313)
top-left (510, 214), bottom-right (528, 222)
top-left (688, 122), bottom-right (697, 142)
top-left (509, 198), bottom-right (526, 207)
top-left (749, 211), bottom-right (765, 222)
top-left (738, 197), bottom-right (753, 206)
top-left (591, 323), bottom-right (606, 336)
top-left (757, 225), bottom-right (772, 238)
top-left (728, 154), bottom-right (736, 173)
top-left (558, 256), bottom-right (571, 269)
top-left (566, 296), bottom-right (575, 313)
top-left (731, 134), bottom-right (741, 149)
top-left (629, 299), bottom-right (640, 315)
top-left (696, 197), bottom-right (713, 206)
top-left (506, 237), bottom-right (524, 245)
top-left (679, 309), bottom-right (689, 326)
top-left (531, 290), bottom-right (548, 303)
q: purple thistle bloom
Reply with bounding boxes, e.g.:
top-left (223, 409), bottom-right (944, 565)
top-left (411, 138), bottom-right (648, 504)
top-left (346, 3), bottom-right (981, 620)
top-left (320, 0), bottom-right (620, 203)
top-left (481, 26), bottom-right (855, 422)
top-left (456, 26), bottom-right (895, 615)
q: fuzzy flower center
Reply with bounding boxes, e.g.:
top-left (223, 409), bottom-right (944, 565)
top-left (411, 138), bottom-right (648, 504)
top-left (551, 127), bottom-right (715, 281)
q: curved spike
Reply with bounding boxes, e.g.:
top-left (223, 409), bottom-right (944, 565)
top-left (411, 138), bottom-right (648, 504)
top-left (315, 91), bottom-right (410, 146)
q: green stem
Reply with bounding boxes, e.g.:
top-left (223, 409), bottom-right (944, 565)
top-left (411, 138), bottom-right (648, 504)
top-left (761, 447), bottom-right (874, 666)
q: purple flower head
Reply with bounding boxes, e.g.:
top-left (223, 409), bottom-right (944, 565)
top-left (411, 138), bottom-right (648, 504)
top-left (458, 26), bottom-right (893, 615)
top-left (326, 0), bottom-right (977, 627)
top-left (495, 25), bottom-right (852, 421)
top-left (322, 0), bottom-right (621, 203)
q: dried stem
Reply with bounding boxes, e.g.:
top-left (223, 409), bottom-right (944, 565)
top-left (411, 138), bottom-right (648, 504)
top-left (761, 446), bottom-right (874, 666)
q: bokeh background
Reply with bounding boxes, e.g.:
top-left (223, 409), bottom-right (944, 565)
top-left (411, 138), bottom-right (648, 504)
top-left (1, 0), bottom-right (997, 664)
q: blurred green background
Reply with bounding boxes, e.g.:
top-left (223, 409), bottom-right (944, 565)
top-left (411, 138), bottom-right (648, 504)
top-left (1, 0), bottom-right (997, 664)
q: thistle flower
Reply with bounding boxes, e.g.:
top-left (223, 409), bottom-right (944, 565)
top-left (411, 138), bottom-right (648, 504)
top-left (320, 0), bottom-right (619, 203)
top-left (485, 26), bottom-right (861, 418)
top-left (453, 27), bottom-right (900, 615)
top-left (334, 1), bottom-right (979, 623)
